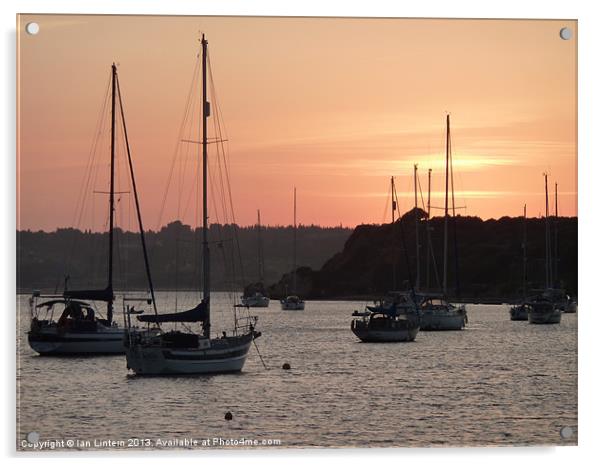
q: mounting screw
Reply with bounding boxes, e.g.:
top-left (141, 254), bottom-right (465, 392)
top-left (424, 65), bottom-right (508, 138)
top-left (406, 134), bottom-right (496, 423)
top-left (559, 27), bottom-right (572, 40)
top-left (25, 22), bottom-right (40, 35)
top-left (560, 426), bottom-right (574, 439)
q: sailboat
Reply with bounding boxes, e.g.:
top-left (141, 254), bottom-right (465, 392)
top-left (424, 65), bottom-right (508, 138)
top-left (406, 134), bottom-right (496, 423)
top-left (550, 182), bottom-right (574, 313)
top-left (417, 115), bottom-right (467, 331)
top-left (27, 64), bottom-right (137, 355)
top-left (350, 177), bottom-right (421, 342)
top-left (241, 210), bottom-right (270, 307)
top-left (510, 204), bottom-right (529, 321)
top-left (281, 187), bottom-right (305, 311)
top-left (557, 184), bottom-right (577, 314)
top-left (124, 35), bottom-right (261, 375)
top-left (527, 174), bottom-right (562, 324)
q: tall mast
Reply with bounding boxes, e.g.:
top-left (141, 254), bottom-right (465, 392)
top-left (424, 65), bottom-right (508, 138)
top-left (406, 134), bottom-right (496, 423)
top-left (554, 182), bottom-right (559, 287)
top-left (107, 63), bottom-right (117, 323)
top-left (522, 204), bottom-right (527, 300)
top-left (201, 34), bottom-right (211, 337)
top-left (391, 178), bottom-right (415, 294)
top-left (292, 187), bottom-right (297, 293)
top-left (115, 70), bottom-right (158, 318)
top-left (450, 124), bottom-right (461, 299)
top-left (414, 164), bottom-right (420, 291)
top-left (391, 176), bottom-right (397, 290)
top-left (425, 168), bottom-right (432, 290)
top-left (544, 173), bottom-right (550, 289)
top-left (443, 114), bottom-right (450, 296)
top-left (257, 209), bottom-right (264, 283)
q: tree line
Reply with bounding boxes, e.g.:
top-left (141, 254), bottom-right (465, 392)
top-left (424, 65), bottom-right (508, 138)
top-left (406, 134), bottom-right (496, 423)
top-left (17, 222), bottom-right (353, 293)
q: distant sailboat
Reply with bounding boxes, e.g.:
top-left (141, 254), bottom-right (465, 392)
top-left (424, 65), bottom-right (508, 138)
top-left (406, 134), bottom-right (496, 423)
top-left (28, 64), bottom-right (142, 355)
top-left (241, 210), bottom-right (270, 307)
top-left (417, 115), bottom-right (467, 331)
top-left (527, 173), bottom-right (562, 324)
top-left (281, 187), bottom-right (305, 311)
top-left (124, 35), bottom-right (261, 375)
top-left (510, 204), bottom-right (529, 321)
top-left (351, 295), bottom-right (420, 342)
top-left (551, 182), bottom-right (575, 313)
top-left (350, 176), bottom-right (421, 342)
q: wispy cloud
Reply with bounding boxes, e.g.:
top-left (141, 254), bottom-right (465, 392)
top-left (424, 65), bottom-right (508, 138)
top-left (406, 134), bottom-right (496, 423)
top-left (252, 154), bottom-right (515, 178)
top-left (232, 114), bottom-right (575, 178)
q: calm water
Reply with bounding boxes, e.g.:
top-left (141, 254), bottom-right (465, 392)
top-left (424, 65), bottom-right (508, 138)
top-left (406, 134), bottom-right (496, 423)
top-left (16, 292), bottom-right (577, 450)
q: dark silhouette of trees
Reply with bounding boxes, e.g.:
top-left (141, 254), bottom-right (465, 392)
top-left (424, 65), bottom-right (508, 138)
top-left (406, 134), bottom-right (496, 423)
top-left (17, 223), bottom-right (352, 293)
top-left (18, 212), bottom-right (577, 302)
top-left (268, 212), bottom-right (577, 301)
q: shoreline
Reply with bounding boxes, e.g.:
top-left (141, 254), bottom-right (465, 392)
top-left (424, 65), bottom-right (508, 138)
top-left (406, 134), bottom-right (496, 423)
top-left (16, 289), bottom-right (517, 305)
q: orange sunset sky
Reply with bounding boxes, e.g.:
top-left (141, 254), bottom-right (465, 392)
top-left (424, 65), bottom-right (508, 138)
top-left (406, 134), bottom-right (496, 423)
top-left (17, 15), bottom-right (577, 230)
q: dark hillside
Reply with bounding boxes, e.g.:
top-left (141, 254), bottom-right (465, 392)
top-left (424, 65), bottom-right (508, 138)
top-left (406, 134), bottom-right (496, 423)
top-left (268, 211), bottom-right (577, 301)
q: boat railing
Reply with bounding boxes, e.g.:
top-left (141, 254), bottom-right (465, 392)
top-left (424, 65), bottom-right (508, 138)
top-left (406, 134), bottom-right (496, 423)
top-left (234, 314), bottom-right (259, 335)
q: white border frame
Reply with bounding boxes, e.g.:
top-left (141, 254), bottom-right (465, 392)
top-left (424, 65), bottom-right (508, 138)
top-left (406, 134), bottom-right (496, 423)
top-left (3, 1), bottom-right (600, 465)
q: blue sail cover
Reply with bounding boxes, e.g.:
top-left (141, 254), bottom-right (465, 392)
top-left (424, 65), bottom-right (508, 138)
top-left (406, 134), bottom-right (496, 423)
top-left (137, 301), bottom-right (208, 323)
top-left (63, 286), bottom-right (113, 302)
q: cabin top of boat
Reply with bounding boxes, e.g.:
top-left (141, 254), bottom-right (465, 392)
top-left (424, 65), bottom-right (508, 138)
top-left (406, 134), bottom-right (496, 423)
top-left (284, 295), bottom-right (302, 302)
top-left (360, 309), bottom-right (415, 323)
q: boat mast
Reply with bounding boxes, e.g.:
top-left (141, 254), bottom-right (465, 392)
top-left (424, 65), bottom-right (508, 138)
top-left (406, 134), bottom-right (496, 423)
top-left (425, 168), bottom-right (432, 290)
top-left (554, 182), bottom-right (559, 287)
top-left (292, 187), bottom-right (297, 294)
top-left (544, 173), bottom-right (550, 289)
top-left (391, 176), bottom-right (397, 290)
top-left (391, 177), bottom-right (415, 294)
top-left (450, 123), bottom-right (461, 299)
top-left (257, 209), bottom-right (264, 283)
top-left (522, 204), bottom-right (527, 300)
top-left (107, 63), bottom-right (117, 323)
top-left (201, 34), bottom-right (211, 337)
top-left (414, 164), bottom-right (420, 291)
top-left (115, 68), bottom-right (158, 318)
top-left (443, 114), bottom-right (450, 296)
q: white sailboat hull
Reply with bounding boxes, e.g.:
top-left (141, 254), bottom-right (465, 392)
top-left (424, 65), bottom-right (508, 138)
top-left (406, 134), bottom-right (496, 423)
top-left (28, 327), bottom-right (125, 355)
top-left (241, 295), bottom-right (270, 307)
top-left (125, 335), bottom-right (254, 375)
top-left (419, 309), bottom-right (466, 331)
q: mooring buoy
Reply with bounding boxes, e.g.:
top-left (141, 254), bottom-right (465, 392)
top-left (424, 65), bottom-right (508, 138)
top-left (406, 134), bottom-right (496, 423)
top-left (282, 362), bottom-right (291, 370)
top-left (225, 411), bottom-right (233, 421)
